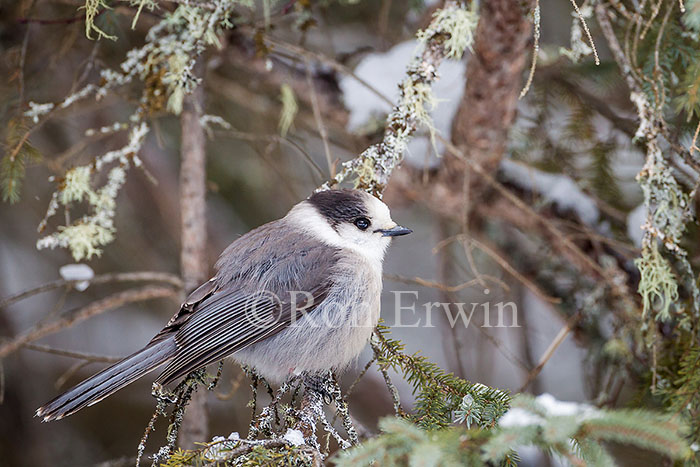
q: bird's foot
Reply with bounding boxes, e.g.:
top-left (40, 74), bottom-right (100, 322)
top-left (151, 382), bottom-right (178, 404)
top-left (302, 371), bottom-right (335, 405)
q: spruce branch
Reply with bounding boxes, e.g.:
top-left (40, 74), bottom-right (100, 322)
top-left (338, 396), bottom-right (690, 466)
top-left (371, 326), bottom-right (510, 430)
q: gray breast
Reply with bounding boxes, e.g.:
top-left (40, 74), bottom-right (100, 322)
top-left (230, 252), bottom-right (383, 382)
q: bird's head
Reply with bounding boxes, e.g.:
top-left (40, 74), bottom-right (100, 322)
top-left (290, 189), bottom-right (411, 262)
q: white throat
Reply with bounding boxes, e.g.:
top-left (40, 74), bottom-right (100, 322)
top-left (286, 202), bottom-right (389, 267)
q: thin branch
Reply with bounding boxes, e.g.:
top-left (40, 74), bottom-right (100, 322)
top-left (520, 0), bottom-right (540, 99)
top-left (370, 337), bottom-right (405, 417)
top-left (18, 19), bottom-right (32, 106)
top-left (0, 271), bottom-right (183, 309)
top-left (266, 37), bottom-right (394, 107)
top-left (214, 128), bottom-right (325, 180)
top-left (569, 0), bottom-right (600, 64)
top-left (383, 273), bottom-right (509, 293)
top-left (22, 342), bottom-right (121, 363)
top-left (434, 234), bottom-right (562, 304)
top-left (519, 310), bottom-right (582, 392)
top-left (17, 12), bottom-right (90, 25)
top-left (0, 360), bottom-right (4, 405)
top-left (345, 357), bottom-right (375, 399)
top-left (439, 133), bottom-right (611, 281)
top-left (55, 360), bottom-right (92, 389)
top-left (595, 4), bottom-right (640, 94)
top-left (691, 120), bottom-right (700, 155)
top-left (0, 285), bottom-right (177, 359)
top-left (305, 61), bottom-right (334, 178)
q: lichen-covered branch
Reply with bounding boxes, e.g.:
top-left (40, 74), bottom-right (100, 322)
top-left (31, 1), bottom-right (234, 261)
top-left (595, 4), bottom-right (699, 323)
top-left (320, 0), bottom-right (477, 197)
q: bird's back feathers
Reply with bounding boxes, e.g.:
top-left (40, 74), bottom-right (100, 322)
top-left (37, 217), bottom-right (342, 421)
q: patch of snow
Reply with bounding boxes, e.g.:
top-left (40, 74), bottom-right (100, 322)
top-left (339, 40), bottom-right (467, 169)
top-left (59, 263), bottom-right (94, 291)
top-left (499, 407), bottom-right (544, 427)
top-left (283, 428), bottom-right (305, 446)
top-left (501, 393), bottom-right (598, 429)
top-left (536, 393), bottom-right (593, 417)
top-left (626, 203), bottom-right (646, 248)
top-left (205, 432), bottom-right (240, 460)
top-left (500, 159), bottom-right (599, 226)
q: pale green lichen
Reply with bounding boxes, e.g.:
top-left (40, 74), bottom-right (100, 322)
top-left (60, 166), bottom-right (92, 205)
top-left (163, 53), bottom-right (191, 115)
top-left (55, 223), bottom-right (115, 262)
top-left (632, 91), bottom-right (697, 322)
top-left (560, 4), bottom-right (595, 63)
top-left (278, 84), bottom-right (297, 137)
top-left (417, 3), bottom-right (479, 59)
top-left (81, 0), bottom-right (117, 41)
top-left (34, 1), bottom-right (238, 262)
top-left (38, 124), bottom-right (147, 261)
top-left (404, 81), bottom-right (439, 152)
top-left (128, 0), bottom-right (159, 30)
top-left (635, 242), bottom-right (679, 321)
top-left (322, 1), bottom-right (470, 196)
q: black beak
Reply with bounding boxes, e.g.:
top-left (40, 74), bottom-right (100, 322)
top-left (376, 225), bottom-right (413, 237)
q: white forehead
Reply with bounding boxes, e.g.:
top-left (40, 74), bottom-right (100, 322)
top-left (363, 193), bottom-right (393, 225)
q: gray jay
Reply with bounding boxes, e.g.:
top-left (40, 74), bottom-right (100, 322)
top-left (37, 189), bottom-right (411, 421)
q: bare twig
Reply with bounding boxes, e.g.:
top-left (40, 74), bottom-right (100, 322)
top-left (369, 337), bottom-right (405, 417)
top-left (214, 127), bottom-right (325, 179)
top-left (0, 271), bottom-right (183, 309)
top-left (22, 342), bottom-right (121, 363)
top-left (55, 360), bottom-right (91, 389)
top-left (519, 310), bottom-right (582, 392)
top-left (434, 234), bottom-right (561, 304)
top-left (17, 12), bottom-right (91, 25)
top-left (569, 0), bottom-right (600, 64)
top-left (691, 120), bottom-right (700, 155)
top-left (0, 285), bottom-right (177, 359)
top-left (440, 133), bottom-right (611, 281)
top-left (305, 61), bottom-right (334, 178)
top-left (266, 37), bottom-right (393, 107)
top-left (595, 4), bottom-right (640, 93)
top-left (0, 360), bottom-right (4, 404)
top-left (18, 19), bottom-right (32, 106)
top-left (384, 273), bottom-right (509, 293)
top-left (520, 0), bottom-right (540, 98)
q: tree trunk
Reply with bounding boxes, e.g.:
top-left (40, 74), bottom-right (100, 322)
top-left (449, 0), bottom-right (534, 183)
top-left (178, 63), bottom-right (209, 449)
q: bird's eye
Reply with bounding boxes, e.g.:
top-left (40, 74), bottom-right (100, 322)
top-left (354, 217), bottom-right (371, 230)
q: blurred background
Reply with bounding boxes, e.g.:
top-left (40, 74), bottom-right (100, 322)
top-left (1, 0), bottom-right (698, 465)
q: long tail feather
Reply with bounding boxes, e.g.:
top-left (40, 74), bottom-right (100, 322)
top-left (36, 339), bottom-right (177, 422)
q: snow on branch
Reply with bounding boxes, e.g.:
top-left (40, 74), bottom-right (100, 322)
top-left (320, 0), bottom-right (478, 197)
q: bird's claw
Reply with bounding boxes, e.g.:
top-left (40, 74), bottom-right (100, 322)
top-left (303, 371), bottom-right (335, 405)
